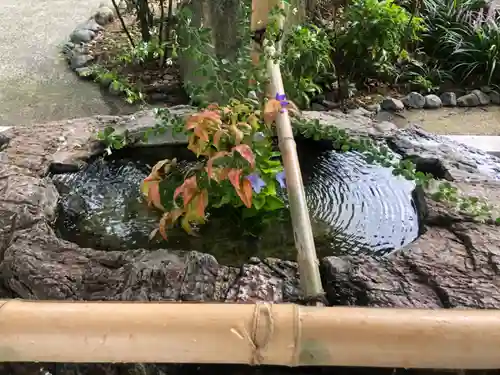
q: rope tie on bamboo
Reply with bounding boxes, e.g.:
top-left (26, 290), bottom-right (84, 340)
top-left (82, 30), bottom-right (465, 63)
top-left (249, 302), bottom-right (274, 365)
top-left (231, 302), bottom-right (302, 366)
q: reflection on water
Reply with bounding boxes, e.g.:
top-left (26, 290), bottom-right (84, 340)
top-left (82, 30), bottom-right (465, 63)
top-left (52, 141), bottom-right (420, 266)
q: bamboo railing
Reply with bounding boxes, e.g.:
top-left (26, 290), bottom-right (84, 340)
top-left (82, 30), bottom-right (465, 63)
top-left (1, 300), bottom-right (500, 368)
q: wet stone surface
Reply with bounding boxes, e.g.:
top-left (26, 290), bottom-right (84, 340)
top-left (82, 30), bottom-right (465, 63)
top-left (0, 109), bottom-right (500, 374)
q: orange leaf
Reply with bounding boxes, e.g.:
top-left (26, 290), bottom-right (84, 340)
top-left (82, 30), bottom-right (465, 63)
top-left (207, 151), bottom-right (229, 179)
top-left (240, 178), bottom-right (253, 208)
top-left (232, 144), bottom-right (256, 169)
top-left (228, 169), bottom-right (242, 192)
top-left (212, 129), bottom-right (225, 149)
top-left (147, 181), bottom-right (165, 211)
top-left (194, 125), bottom-right (210, 142)
top-left (174, 176), bottom-right (198, 207)
top-left (263, 99), bottom-right (281, 125)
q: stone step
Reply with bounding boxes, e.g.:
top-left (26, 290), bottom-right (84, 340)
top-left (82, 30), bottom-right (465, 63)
top-left (443, 135), bottom-right (500, 157)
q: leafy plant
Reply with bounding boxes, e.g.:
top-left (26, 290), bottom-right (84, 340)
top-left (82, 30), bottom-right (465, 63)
top-left (331, 0), bottom-right (425, 82)
top-left (419, 0), bottom-right (500, 85)
top-left (140, 97), bottom-right (289, 239)
top-left (92, 66), bottom-right (144, 104)
top-left (281, 24), bottom-right (335, 108)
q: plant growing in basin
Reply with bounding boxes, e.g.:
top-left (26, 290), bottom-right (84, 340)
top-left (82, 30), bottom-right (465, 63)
top-left (140, 97), bottom-right (290, 239)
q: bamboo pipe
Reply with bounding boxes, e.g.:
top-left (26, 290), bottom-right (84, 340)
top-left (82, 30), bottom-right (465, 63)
top-left (1, 300), bottom-right (500, 368)
top-left (251, 0), bottom-right (324, 302)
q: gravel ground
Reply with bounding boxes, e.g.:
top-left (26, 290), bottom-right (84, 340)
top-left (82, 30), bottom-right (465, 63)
top-left (377, 106), bottom-right (500, 135)
top-left (0, 0), bottom-right (137, 127)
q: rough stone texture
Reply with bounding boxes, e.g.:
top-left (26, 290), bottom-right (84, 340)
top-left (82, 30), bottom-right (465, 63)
top-left (458, 90), bottom-right (490, 107)
top-left (322, 202), bottom-right (500, 308)
top-left (489, 90), bottom-right (500, 105)
top-left (424, 94), bottom-right (442, 109)
top-left (1, 111), bottom-right (500, 374)
top-left (440, 92), bottom-right (457, 107)
top-left (380, 97), bottom-right (405, 112)
top-left (457, 93), bottom-right (480, 107)
top-left (402, 92), bottom-right (425, 109)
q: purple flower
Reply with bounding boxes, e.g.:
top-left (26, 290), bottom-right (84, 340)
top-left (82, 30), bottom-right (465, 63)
top-left (275, 171), bottom-right (286, 189)
top-left (275, 93), bottom-right (289, 113)
top-left (246, 173), bottom-right (266, 194)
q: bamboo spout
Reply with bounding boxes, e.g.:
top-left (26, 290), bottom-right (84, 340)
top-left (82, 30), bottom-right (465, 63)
top-left (251, 0), bottom-right (324, 303)
top-left (1, 300), bottom-right (500, 368)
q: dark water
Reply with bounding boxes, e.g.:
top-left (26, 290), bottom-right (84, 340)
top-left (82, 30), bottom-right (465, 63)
top-left (52, 141), bottom-right (420, 266)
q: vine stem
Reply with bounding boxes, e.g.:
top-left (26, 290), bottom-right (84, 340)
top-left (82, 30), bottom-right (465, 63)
top-left (110, 0), bottom-right (135, 48)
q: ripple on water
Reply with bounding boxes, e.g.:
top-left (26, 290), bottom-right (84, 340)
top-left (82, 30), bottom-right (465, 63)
top-left (52, 143), bottom-right (420, 261)
top-left (299, 145), bottom-right (420, 256)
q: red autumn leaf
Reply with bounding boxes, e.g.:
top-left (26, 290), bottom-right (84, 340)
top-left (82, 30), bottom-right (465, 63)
top-left (174, 176), bottom-right (198, 207)
top-left (240, 178), bottom-right (253, 208)
top-left (232, 144), bottom-right (255, 169)
top-left (207, 151), bottom-right (230, 179)
top-left (147, 181), bottom-right (165, 211)
top-left (228, 168), bottom-right (242, 192)
top-left (206, 103), bottom-right (219, 111)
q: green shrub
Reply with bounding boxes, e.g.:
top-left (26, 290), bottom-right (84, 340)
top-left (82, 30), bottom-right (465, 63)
top-left (332, 0), bottom-right (425, 82)
top-left (420, 0), bottom-right (500, 85)
top-left (282, 24), bottom-right (335, 108)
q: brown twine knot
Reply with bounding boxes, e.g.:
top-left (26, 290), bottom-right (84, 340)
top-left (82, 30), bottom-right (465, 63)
top-left (231, 302), bottom-right (302, 366)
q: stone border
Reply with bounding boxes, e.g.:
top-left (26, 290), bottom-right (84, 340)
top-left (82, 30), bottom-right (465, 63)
top-left (0, 106), bottom-right (499, 311)
top-left (381, 87), bottom-right (500, 111)
top-left (61, 2), bottom-right (124, 83)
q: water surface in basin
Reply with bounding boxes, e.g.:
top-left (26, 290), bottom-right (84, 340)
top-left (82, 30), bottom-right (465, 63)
top-left (53, 141), bottom-right (420, 265)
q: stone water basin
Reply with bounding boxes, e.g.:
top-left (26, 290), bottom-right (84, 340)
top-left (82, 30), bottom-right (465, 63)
top-left (51, 138), bottom-right (421, 266)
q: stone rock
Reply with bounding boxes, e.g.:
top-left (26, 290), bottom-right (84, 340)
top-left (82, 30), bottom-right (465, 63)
top-left (365, 103), bottom-right (381, 113)
top-left (387, 126), bottom-right (500, 181)
top-left (61, 42), bottom-right (74, 57)
top-left (380, 97), bottom-right (405, 112)
top-left (94, 6), bottom-right (114, 26)
top-left (402, 92), bottom-right (425, 109)
top-left (457, 92), bottom-right (481, 107)
top-left (481, 85), bottom-right (493, 93)
top-left (69, 28), bottom-right (95, 44)
top-left (70, 53), bottom-right (93, 70)
top-left (489, 90), bottom-right (500, 105)
top-left (322, 204), bottom-right (500, 308)
top-left (2, 111), bottom-right (500, 373)
top-left (424, 94), bottom-right (442, 109)
top-left (311, 102), bottom-right (327, 111)
top-left (76, 18), bottom-right (104, 32)
top-left (440, 91), bottom-right (457, 107)
top-left (74, 67), bottom-right (94, 79)
top-left (472, 89), bottom-right (490, 105)
top-left (300, 109), bottom-right (397, 137)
